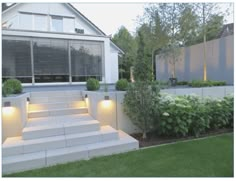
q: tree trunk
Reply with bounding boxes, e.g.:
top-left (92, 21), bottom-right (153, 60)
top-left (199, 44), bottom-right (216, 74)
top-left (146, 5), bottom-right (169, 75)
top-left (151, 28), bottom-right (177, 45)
top-left (142, 131), bottom-right (147, 139)
top-left (203, 4), bottom-right (207, 81)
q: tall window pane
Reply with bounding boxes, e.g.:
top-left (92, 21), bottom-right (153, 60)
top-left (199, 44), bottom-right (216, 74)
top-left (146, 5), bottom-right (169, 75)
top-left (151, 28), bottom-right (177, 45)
top-left (71, 41), bottom-right (103, 82)
top-left (2, 39), bottom-right (32, 83)
top-left (20, 13), bottom-right (32, 30)
top-left (35, 15), bottom-right (47, 31)
top-left (33, 38), bottom-right (69, 83)
top-left (51, 16), bottom-right (63, 32)
top-left (64, 17), bottom-right (75, 33)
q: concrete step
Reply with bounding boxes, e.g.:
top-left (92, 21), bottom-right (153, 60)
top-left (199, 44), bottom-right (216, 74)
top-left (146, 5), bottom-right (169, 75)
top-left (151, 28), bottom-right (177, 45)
top-left (23, 120), bottom-right (100, 140)
top-left (2, 130), bottom-right (139, 175)
top-left (28, 101), bottom-right (86, 112)
top-left (28, 107), bottom-right (88, 118)
top-left (3, 126), bottom-right (118, 157)
top-left (29, 95), bottom-right (83, 104)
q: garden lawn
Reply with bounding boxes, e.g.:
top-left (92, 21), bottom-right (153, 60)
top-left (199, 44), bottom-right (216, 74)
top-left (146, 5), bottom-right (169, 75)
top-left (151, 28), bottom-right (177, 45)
top-left (5, 133), bottom-right (233, 177)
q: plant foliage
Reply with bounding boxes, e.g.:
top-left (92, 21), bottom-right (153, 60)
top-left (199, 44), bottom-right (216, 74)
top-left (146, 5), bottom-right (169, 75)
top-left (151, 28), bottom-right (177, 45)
top-left (86, 78), bottom-right (100, 91)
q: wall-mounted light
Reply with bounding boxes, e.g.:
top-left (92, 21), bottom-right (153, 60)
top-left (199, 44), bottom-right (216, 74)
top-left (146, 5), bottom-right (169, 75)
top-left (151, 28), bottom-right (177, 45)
top-left (3, 101), bottom-right (11, 107)
top-left (27, 97), bottom-right (30, 102)
top-left (102, 95), bottom-right (111, 108)
top-left (85, 94), bottom-right (88, 98)
top-left (2, 101), bottom-right (14, 116)
top-left (104, 95), bottom-right (109, 100)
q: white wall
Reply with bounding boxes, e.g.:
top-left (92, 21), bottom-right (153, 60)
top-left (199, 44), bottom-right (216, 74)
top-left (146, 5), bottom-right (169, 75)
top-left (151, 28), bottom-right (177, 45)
top-left (2, 3), bottom-right (101, 35)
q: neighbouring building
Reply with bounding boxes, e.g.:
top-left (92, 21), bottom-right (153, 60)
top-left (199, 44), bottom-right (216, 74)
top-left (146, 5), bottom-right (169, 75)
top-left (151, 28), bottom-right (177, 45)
top-left (2, 3), bottom-right (123, 86)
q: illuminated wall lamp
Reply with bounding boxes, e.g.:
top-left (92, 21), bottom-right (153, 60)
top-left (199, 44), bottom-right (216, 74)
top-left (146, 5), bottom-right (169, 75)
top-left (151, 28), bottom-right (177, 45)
top-left (27, 97), bottom-right (30, 102)
top-left (85, 94), bottom-right (88, 98)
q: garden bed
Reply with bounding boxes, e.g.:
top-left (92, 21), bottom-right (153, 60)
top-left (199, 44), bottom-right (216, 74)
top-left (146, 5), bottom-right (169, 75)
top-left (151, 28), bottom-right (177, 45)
top-left (132, 128), bottom-right (233, 148)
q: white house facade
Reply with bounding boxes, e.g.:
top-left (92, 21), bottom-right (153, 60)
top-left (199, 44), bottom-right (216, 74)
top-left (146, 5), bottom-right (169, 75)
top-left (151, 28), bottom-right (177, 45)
top-left (2, 3), bottom-right (123, 85)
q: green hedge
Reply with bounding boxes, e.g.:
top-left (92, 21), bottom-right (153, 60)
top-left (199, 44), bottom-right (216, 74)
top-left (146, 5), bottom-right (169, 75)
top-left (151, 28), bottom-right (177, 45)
top-left (2, 79), bottom-right (22, 96)
top-left (188, 80), bottom-right (226, 87)
top-left (86, 78), bottom-right (100, 91)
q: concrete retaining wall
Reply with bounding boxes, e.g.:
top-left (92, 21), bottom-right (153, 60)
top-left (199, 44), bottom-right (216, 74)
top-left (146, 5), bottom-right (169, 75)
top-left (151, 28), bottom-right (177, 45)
top-left (2, 93), bottom-right (30, 142)
top-left (2, 86), bottom-right (233, 142)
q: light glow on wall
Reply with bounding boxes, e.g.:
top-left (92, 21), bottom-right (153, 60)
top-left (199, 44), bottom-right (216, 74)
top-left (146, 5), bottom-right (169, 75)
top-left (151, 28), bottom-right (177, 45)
top-left (102, 100), bottom-right (112, 108)
top-left (2, 107), bottom-right (15, 116)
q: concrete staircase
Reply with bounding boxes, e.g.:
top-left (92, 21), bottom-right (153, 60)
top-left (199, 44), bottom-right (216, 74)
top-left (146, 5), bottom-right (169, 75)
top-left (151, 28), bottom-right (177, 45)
top-left (2, 91), bottom-right (139, 175)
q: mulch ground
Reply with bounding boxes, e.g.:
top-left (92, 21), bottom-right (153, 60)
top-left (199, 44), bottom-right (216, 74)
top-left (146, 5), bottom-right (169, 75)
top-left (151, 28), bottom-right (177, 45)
top-left (131, 128), bottom-right (233, 148)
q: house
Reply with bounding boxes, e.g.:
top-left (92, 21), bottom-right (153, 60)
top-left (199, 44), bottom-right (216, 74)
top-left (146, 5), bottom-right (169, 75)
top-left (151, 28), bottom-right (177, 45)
top-left (2, 3), bottom-right (123, 86)
top-left (218, 23), bottom-right (234, 38)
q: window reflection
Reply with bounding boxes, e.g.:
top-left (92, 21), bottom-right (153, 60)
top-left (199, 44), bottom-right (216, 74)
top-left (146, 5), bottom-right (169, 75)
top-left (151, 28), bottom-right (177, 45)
top-left (2, 39), bottom-right (32, 83)
top-left (33, 39), bottom-right (69, 83)
top-left (71, 41), bottom-right (103, 82)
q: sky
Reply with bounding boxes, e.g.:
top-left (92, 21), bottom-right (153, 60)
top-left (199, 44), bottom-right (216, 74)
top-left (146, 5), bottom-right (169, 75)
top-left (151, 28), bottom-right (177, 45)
top-left (72, 2), bottom-right (234, 36)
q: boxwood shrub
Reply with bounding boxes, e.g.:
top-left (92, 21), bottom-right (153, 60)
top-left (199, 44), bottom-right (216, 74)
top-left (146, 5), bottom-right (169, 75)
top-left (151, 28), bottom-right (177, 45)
top-left (189, 80), bottom-right (226, 87)
top-left (116, 79), bottom-right (129, 91)
top-left (2, 79), bottom-right (22, 96)
top-left (86, 78), bottom-right (100, 91)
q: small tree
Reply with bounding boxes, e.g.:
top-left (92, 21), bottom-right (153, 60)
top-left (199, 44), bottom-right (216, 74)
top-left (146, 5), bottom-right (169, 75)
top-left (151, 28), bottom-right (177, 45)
top-left (123, 82), bottom-right (160, 139)
top-left (158, 43), bottom-right (182, 79)
top-left (124, 29), bottom-right (160, 139)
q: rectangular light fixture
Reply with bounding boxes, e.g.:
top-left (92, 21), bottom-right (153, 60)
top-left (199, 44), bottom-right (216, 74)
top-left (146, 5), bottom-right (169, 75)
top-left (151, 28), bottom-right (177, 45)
top-left (27, 97), bottom-right (30, 102)
top-left (3, 101), bottom-right (11, 107)
top-left (104, 95), bottom-right (110, 100)
top-left (85, 94), bottom-right (88, 98)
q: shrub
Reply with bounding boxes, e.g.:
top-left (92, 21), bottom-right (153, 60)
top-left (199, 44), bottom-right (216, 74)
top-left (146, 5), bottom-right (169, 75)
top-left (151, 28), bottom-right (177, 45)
top-left (2, 79), bottom-right (22, 96)
top-left (185, 95), bottom-right (210, 137)
top-left (116, 79), bottom-right (129, 91)
top-left (86, 78), bottom-right (100, 91)
top-left (176, 81), bottom-right (188, 85)
top-left (156, 93), bottom-right (233, 137)
top-left (205, 95), bottom-right (233, 129)
top-left (158, 95), bottom-right (192, 137)
top-left (123, 81), bottom-right (160, 139)
top-left (189, 80), bottom-right (226, 87)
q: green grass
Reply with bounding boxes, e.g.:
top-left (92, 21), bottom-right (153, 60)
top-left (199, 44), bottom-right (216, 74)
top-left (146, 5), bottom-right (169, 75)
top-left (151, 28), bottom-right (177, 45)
top-left (5, 133), bottom-right (233, 177)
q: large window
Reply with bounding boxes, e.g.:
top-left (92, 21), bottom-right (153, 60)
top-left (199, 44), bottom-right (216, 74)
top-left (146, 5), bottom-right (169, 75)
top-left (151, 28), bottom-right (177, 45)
top-left (34, 15), bottom-right (47, 31)
top-left (33, 38), bottom-right (69, 83)
top-left (2, 37), bottom-right (104, 84)
top-left (71, 41), bottom-right (103, 82)
top-left (2, 39), bottom-right (32, 83)
top-left (51, 16), bottom-right (63, 32)
top-left (20, 13), bottom-right (32, 30)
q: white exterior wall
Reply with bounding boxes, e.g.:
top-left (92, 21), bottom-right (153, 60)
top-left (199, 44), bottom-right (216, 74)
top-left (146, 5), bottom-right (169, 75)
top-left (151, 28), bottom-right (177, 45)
top-left (2, 3), bottom-right (101, 35)
top-left (2, 3), bottom-right (121, 84)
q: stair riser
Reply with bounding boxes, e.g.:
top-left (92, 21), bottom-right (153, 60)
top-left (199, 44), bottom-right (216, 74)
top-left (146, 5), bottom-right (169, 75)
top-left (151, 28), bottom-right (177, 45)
top-left (66, 132), bottom-right (118, 147)
top-left (30, 96), bottom-right (83, 104)
top-left (28, 101), bottom-right (86, 112)
top-left (23, 127), bottom-right (65, 140)
top-left (28, 108), bottom-right (88, 118)
top-left (2, 153), bottom-right (46, 175)
top-left (30, 91), bottom-right (82, 98)
top-left (4, 132), bottom-right (118, 156)
top-left (2, 142), bottom-right (138, 175)
top-left (64, 124), bottom-right (100, 135)
top-left (23, 123), bottom-right (100, 140)
top-left (88, 142), bottom-right (139, 158)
